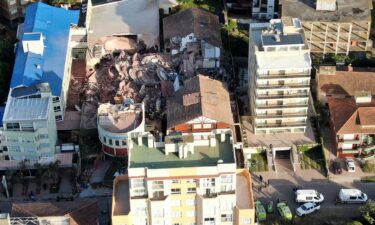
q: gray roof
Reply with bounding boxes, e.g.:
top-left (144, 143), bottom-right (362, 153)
top-left (163, 8), bottom-right (222, 48)
top-left (166, 75), bottom-right (233, 128)
top-left (262, 33), bottom-right (304, 46)
top-left (88, 0), bottom-right (159, 47)
top-left (282, 0), bottom-right (372, 22)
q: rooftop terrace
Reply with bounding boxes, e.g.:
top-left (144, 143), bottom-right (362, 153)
top-left (129, 135), bottom-right (235, 169)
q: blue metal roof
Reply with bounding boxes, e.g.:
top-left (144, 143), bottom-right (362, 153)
top-left (0, 107), bottom-right (4, 127)
top-left (10, 2), bottom-right (79, 96)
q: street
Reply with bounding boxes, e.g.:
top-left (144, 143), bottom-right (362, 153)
top-left (253, 172), bottom-right (375, 223)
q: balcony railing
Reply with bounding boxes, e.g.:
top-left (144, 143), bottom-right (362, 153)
top-left (256, 93), bottom-right (309, 99)
top-left (257, 73), bottom-right (310, 79)
top-left (338, 138), bottom-right (361, 144)
top-left (256, 103), bottom-right (308, 109)
top-left (256, 83), bottom-right (310, 89)
top-left (256, 112), bottom-right (307, 118)
top-left (255, 122), bottom-right (306, 128)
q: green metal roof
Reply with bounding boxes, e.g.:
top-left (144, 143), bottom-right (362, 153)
top-left (129, 135), bottom-right (235, 169)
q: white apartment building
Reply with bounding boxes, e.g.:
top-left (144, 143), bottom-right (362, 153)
top-left (252, 0), bottom-right (276, 20)
top-left (1, 84), bottom-right (57, 161)
top-left (248, 17), bottom-right (312, 135)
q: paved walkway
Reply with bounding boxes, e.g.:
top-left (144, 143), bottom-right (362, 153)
top-left (90, 159), bottom-right (111, 183)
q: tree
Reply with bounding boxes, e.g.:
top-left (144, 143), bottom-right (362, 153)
top-left (346, 221), bottom-right (363, 225)
top-left (34, 162), bottom-right (44, 194)
top-left (360, 200), bottom-right (375, 224)
top-left (47, 160), bottom-right (61, 184)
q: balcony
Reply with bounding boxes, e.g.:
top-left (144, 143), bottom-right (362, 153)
top-left (256, 83), bottom-right (310, 89)
top-left (257, 73), bottom-right (310, 79)
top-left (338, 137), bottom-right (361, 144)
top-left (256, 93), bottom-right (309, 99)
top-left (256, 112), bottom-right (307, 118)
top-left (150, 191), bottom-right (167, 201)
top-left (256, 103), bottom-right (308, 109)
top-left (255, 122), bottom-right (306, 128)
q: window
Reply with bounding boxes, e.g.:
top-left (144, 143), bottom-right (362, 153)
top-left (203, 123), bottom-right (212, 129)
top-left (115, 140), bottom-right (120, 146)
top-left (9, 146), bottom-right (21, 152)
top-left (122, 139), bottom-right (127, 146)
top-left (186, 211), bottom-right (195, 217)
top-left (193, 124), bottom-right (202, 129)
top-left (55, 115), bottom-right (62, 121)
top-left (204, 218), bottom-right (215, 225)
top-left (187, 187), bottom-right (196, 193)
top-left (187, 223), bottom-right (196, 225)
top-left (172, 180), bottom-right (181, 184)
top-left (152, 181), bottom-right (164, 190)
top-left (201, 178), bottom-right (215, 187)
top-left (103, 137), bottom-right (107, 143)
top-left (171, 188), bottom-right (181, 194)
top-left (131, 178), bottom-right (146, 196)
top-left (187, 179), bottom-right (198, 184)
top-left (171, 200), bottom-right (181, 206)
top-left (109, 139), bottom-right (113, 145)
top-left (54, 106), bottom-right (61, 112)
top-left (152, 208), bottom-right (163, 218)
top-left (6, 123), bottom-right (20, 130)
top-left (134, 206), bottom-right (147, 216)
top-left (23, 146), bottom-right (36, 152)
top-left (171, 211), bottom-right (181, 218)
top-left (52, 97), bottom-right (59, 103)
top-left (221, 214), bottom-right (233, 222)
top-left (241, 218), bottom-right (251, 224)
top-left (186, 199), bottom-right (195, 206)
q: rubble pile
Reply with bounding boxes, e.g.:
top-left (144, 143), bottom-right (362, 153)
top-left (80, 49), bottom-right (177, 128)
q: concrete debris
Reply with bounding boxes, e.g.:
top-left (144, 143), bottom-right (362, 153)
top-left (81, 48), bottom-right (177, 127)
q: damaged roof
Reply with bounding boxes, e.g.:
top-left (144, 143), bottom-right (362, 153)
top-left (163, 8), bottom-right (222, 48)
top-left (328, 98), bottom-right (375, 134)
top-left (167, 75), bottom-right (233, 128)
top-left (11, 199), bottom-right (98, 225)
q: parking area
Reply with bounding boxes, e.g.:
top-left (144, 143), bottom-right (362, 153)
top-left (252, 171), bottom-right (375, 223)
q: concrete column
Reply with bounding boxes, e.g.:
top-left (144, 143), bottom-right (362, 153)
top-left (138, 135), bottom-right (143, 146)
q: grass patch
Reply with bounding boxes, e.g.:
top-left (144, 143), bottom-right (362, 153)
top-left (221, 21), bottom-right (249, 57)
top-left (103, 158), bottom-right (128, 187)
top-left (249, 152), bottom-right (268, 172)
top-left (299, 145), bottom-right (325, 170)
top-left (361, 176), bottom-right (375, 183)
top-left (362, 161), bottom-right (375, 173)
top-left (175, 0), bottom-right (223, 13)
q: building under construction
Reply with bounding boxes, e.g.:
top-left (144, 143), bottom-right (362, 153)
top-left (282, 0), bottom-right (373, 55)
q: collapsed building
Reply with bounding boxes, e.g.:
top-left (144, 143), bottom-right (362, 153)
top-left (163, 8), bottom-right (223, 78)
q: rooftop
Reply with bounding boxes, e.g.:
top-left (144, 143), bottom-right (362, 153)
top-left (10, 3), bottom-right (79, 96)
top-left (317, 66), bottom-right (375, 97)
top-left (328, 98), bottom-right (375, 134)
top-left (129, 134), bottom-right (235, 169)
top-left (11, 198), bottom-right (98, 225)
top-left (167, 75), bottom-right (234, 128)
top-left (163, 8), bottom-right (222, 48)
top-left (282, 0), bottom-right (372, 22)
top-left (88, 0), bottom-right (159, 47)
top-left (98, 103), bottom-right (143, 133)
top-left (256, 52), bottom-right (311, 70)
top-left (113, 178), bottom-right (130, 216)
top-left (3, 85), bottom-right (51, 122)
top-left (236, 172), bottom-right (253, 209)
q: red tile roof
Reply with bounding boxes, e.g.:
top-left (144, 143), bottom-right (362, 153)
top-left (328, 98), bottom-right (375, 134)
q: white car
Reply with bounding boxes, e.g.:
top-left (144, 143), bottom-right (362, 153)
top-left (296, 202), bottom-right (321, 216)
top-left (346, 159), bottom-right (356, 172)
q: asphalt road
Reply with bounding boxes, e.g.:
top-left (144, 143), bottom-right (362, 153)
top-left (254, 179), bottom-right (375, 223)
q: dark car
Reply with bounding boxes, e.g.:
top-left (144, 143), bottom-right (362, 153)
top-left (333, 161), bottom-right (342, 174)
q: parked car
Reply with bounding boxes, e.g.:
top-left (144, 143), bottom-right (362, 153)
top-left (336, 189), bottom-right (368, 204)
top-left (255, 200), bottom-right (267, 221)
top-left (333, 161), bottom-right (342, 174)
top-left (277, 201), bottom-right (293, 221)
top-left (295, 189), bottom-right (324, 203)
top-left (346, 159), bottom-right (356, 172)
top-left (296, 202), bottom-right (321, 216)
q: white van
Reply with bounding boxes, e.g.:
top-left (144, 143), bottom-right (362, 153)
top-left (337, 189), bottom-right (368, 204)
top-left (295, 189), bottom-right (324, 203)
